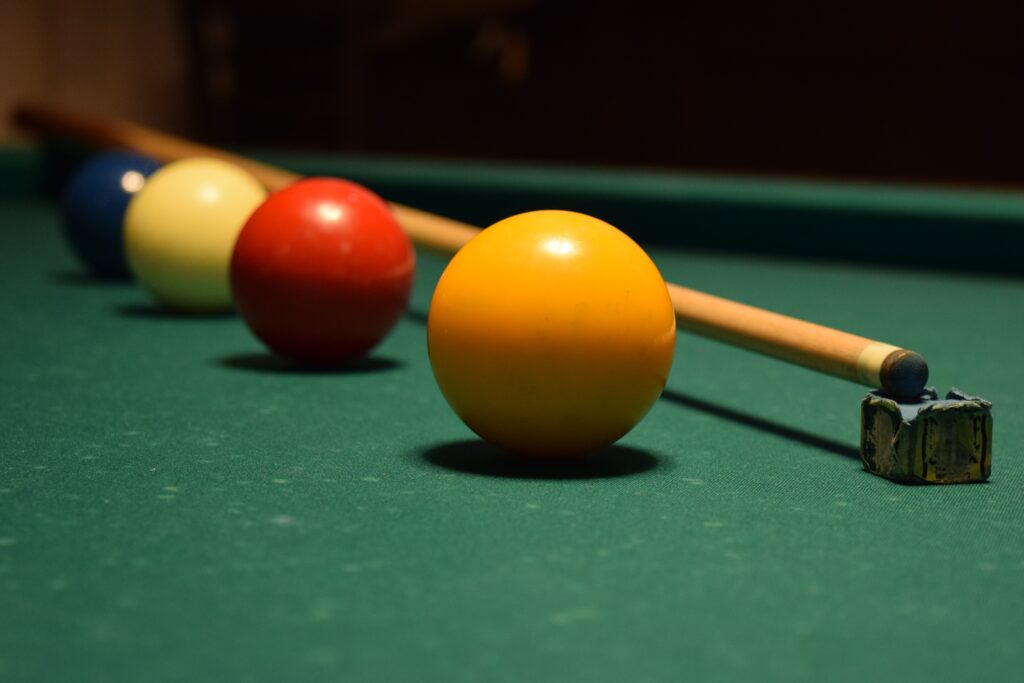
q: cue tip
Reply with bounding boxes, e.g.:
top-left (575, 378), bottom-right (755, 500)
top-left (879, 349), bottom-right (929, 400)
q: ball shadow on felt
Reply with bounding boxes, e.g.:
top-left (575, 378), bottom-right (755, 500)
top-left (418, 439), bottom-right (665, 480)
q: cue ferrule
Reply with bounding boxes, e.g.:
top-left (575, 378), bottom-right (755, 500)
top-left (856, 342), bottom-right (901, 387)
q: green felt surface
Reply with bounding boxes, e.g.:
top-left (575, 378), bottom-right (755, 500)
top-left (2, 152), bottom-right (1024, 682)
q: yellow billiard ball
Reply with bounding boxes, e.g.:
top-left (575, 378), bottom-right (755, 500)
top-left (124, 158), bottom-right (267, 312)
top-left (427, 210), bottom-right (677, 457)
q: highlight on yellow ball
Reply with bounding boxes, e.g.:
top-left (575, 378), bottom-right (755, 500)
top-left (124, 157), bottom-right (267, 312)
top-left (427, 210), bottom-right (677, 457)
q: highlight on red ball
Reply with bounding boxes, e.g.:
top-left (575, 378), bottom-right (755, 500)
top-left (230, 177), bottom-right (415, 365)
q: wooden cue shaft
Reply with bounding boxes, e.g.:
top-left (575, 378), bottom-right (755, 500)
top-left (12, 102), bottom-right (925, 395)
top-left (667, 285), bottom-right (900, 388)
top-left (10, 104), bottom-right (480, 253)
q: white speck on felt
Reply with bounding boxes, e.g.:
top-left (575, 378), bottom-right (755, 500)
top-left (115, 594), bottom-right (138, 609)
top-left (549, 607), bottom-right (601, 626)
top-left (896, 602), bottom-right (919, 616)
top-left (525, 502), bottom-right (541, 510)
top-left (308, 647), bottom-right (337, 665)
top-left (271, 479), bottom-right (288, 485)
top-left (703, 520), bottom-right (724, 528)
top-left (309, 598), bottom-right (335, 622)
top-left (163, 486), bottom-right (179, 492)
top-left (793, 621), bottom-right (813, 636)
top-left (270, 515), bottom-right (296, 526)
top-left (362, 476), bottom-right (380, 483)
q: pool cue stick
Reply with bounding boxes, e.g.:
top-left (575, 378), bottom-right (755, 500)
top-left (13, 102), bottom-right (928, 398)
top-left (11, 104), bottom-right (479, 254)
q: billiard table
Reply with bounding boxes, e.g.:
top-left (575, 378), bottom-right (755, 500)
top-left (2, 146), bottom-right (1023, 682)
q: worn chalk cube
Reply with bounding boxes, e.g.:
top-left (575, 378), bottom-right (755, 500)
top-left (861, 388), bottom-right (992, 484)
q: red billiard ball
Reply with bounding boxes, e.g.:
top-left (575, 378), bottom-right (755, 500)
top-left (230, 178), bottom-right (415, 364)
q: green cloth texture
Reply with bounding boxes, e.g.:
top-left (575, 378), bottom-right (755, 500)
top-left (2, 150), bottom-right (1024, 682)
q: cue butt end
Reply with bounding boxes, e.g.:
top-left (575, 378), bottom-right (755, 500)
top-left (879, 349), bottom-right (929, 400)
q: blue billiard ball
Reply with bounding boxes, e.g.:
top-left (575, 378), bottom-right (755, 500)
top-left (61, 151), bottom-right (162, 278)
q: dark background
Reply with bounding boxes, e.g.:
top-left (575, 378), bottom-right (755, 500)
top-left (180, 0), bottom-right (1024, 185)
top-left (2, 0), bottom-right (1021, 186)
